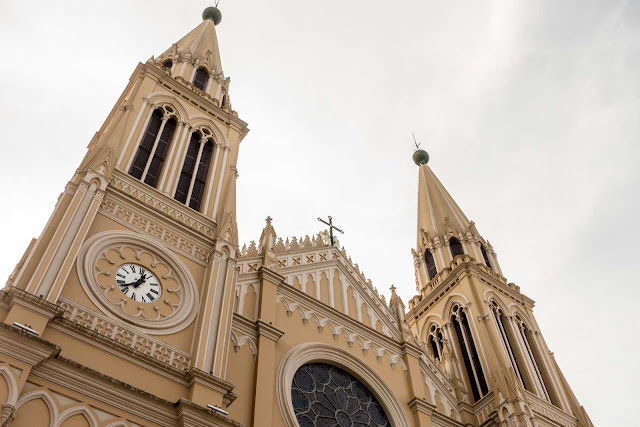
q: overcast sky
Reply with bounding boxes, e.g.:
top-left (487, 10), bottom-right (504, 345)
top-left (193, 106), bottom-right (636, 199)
top-left (1, 1), bottom-right (638, 425)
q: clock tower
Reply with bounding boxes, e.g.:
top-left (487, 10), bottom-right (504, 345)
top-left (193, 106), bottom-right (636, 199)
top-left (2, 7), bottom-right (247, 426)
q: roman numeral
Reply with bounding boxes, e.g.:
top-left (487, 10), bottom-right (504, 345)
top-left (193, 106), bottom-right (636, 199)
top-left (121, 287), bottom-right (129, 293)
top-left (150, 282), bottom-right (159, 287)
top-left (141, 296), bottom-right (147, 303)
top-left (116, 273), bottom-right (125, 279)
top-left (116, 279), bottom-right (125, 285)
top-left (146, 293), bottom-right (154, 301)
top-left (140, 267), bottom-right (146, 275)
top-left (131, 292), bottom-right (136, 300)
top-left (150, 289), bottom-right (159, 295)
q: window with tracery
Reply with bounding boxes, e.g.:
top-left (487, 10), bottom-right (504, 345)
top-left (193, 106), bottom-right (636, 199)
top-left (451, 303), bottom-right (488, 402)
top-left (427, 324), bottom-right (444, 362)
top-left (129, 107), bottom-right (177, 188)
top-left (515, 315), bottom-right (561, 407)
top-left (490, 301), bottom-right (532, 392)
top-left (174, 128), bottom-right (215, 212)
top-left (449, 237), bottom-right (464, 258)
top-left (193, 67), bottom-right (209, 91)
top-left (481, 244), bottom-right (492, 269)
top-left (291, 363), bottom-right (390, 427)
top-left (425, 249), bottom-right (437, 280)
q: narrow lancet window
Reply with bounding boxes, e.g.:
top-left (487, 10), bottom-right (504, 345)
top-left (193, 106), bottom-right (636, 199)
top-left (189, 140), bottom-right (213, 211)
top-left (174, 134), bottom-right (200, 204)
top-left (451, 304), bottom-right (488, 402)
top-left (481, 244), bottom-right (492, 269)
top-left (449, 237), bottom-right (464, 258)
top-left (193, 67), bottom-right (209, 91)
top-left (490, 302), bottom-right (532, 392)
top-left (129, 109), bottom-right (176, 188)
top-left (174, 133), bottom-right (215, 212)
top-left (427, 324), bottom-right (443, 362)
top-left (425, 249), bottom-right (437, 280)
top-left (516, 316), bottom-right (561, 407)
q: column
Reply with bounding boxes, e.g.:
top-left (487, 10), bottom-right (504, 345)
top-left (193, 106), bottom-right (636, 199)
top-left (252, 267), bottom-right (285, 427)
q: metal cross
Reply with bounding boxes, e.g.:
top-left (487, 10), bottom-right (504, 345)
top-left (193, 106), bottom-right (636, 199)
top-left (317, 216), bottom-right (344, 246)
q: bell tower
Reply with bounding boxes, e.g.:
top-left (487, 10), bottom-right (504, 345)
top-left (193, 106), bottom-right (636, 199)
top-left (406, 148), bottom-right (593, 427)
top-left (2, 6), bottom-right (248, 420)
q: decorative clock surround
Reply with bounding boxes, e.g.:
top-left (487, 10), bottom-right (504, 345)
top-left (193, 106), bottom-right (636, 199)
top-left (76, 231), bottom-right (199, 334)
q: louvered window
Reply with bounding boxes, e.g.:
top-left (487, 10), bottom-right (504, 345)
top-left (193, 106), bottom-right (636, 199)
top-left (516, 316), bottom-right (561, 407)
top-left (481, 244), bottom-right (492, 269)
top-left (174, 134), bottom-right (215, 212)
top-left (450, 237), bottom-right (464, 258)
top-left (491, 302), bottom-right (532, 392)
top-left (452, 304), bottom-right (488, 402)
top-left (193, 67), bottom-right (209, 91)
top-left (129, 109), bottom-right (176, 188)
top-left (425, 249), bottom-right (437, 280)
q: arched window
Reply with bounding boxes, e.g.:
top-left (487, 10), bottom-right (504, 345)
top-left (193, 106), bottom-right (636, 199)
top-left (449, 237), bottom-right (464, 258)
top-left (193, 67), bottom-right (209, 91)
top-left (291, 363), bottom-right (390, 426)
top-left (129, 109), bottom-right (177, 188)
top-left (515, 315), bottom-right (561, 407)
top-left (427, 324), bottom-right (443, 362)
top-left (451, 304), bottom-right (488, 402)
top-left (162, 59), bottom-right (173, 69)
top-left (481, 244), bottom-right (492, 269)
top-left (490, 301), bottom-right (533, 392)
top-left (425, 249), bottom-right (437, 280)
top-left (174, 131), bottom-right (215, 212)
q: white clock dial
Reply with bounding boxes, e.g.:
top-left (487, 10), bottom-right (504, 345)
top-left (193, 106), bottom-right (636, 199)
top-left (115, 263), bottom-right (162, 304)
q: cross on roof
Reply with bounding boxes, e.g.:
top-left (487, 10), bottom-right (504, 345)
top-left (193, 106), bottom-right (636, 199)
top-left (317, 215), bottom-right (344, 246)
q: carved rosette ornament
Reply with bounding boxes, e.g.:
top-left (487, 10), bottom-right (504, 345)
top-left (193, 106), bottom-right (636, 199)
top-left (76, 231), bottom-right (199, 334)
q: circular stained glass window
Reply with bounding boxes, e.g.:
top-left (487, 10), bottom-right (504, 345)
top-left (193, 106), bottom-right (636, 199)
top-left (291, 362), bottom-right (391, 427)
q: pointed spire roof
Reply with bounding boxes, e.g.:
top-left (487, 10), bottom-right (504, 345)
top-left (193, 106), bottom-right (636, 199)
top-left (417, 164), bottom-right (472, 246)
top-left (159, 13), bottom-right (223, 73)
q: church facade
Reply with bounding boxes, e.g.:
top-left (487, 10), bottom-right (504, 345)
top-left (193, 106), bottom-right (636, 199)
top-left (0, 8), bottom-right (593, 427)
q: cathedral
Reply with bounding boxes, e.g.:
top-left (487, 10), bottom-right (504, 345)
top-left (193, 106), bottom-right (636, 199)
top-left (0, 7), bottom-right (593, 427)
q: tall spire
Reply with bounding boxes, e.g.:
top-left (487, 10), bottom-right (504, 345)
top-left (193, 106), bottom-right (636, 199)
top-left (417, 164), bottom-right (472, 244)
top-left (157, 10), bottom-right (223, 74)
top-left (412, 148), bottom-right (502, 290)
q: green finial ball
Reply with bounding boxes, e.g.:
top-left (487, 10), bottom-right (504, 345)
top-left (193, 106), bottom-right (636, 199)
top-left (202, 6), bottom-right (222, 25)
top-left (412, 149), bottom-right (430, 166)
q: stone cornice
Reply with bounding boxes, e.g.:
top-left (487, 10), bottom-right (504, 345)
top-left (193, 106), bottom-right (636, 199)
top-left (231, 312), bottom-right (258, 339)
top-left (144, 64), bottom-right (249, 138)
top-left (401, 342), bottom-right (423, 359)
top-left (407, 259), bottom-right (533, 320)
top-left (277, 284), bottom-right (403, 354)
top-left (407, 397), bottom-right (435, 415)
top-left (32, 356), bottom-right (178, 427)
top-left (0, 323), bottom-right (60, 366)
top-left (7, 287), bottom-right (65, 320)
top-left (176, 398), bottom-right (242, 427)
top-left (257, 320), bottom-right (285, 342)
top-left (258, 266), bottom-right (285, 286)
top-left (240, 254), bottom-right (400, 339)
top-left (110, 169), bottom-right (216, 239)
top-left (49, 318), bottom-right (189, 382)
top-left (186, 368), bottom-right (236, 399)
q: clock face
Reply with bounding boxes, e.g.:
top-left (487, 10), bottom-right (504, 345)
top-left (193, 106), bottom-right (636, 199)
top-left (115, 263), bottom-right (162, 304)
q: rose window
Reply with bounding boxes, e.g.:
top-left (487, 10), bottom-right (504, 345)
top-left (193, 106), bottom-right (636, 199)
top-left (291, 362), bottom-right (391, 427)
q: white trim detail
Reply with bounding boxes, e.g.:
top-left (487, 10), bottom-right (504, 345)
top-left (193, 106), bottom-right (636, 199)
top-left (76, 230), bottom-right (199, 335)
top-left (276, 342), bottom-right (410, 427)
